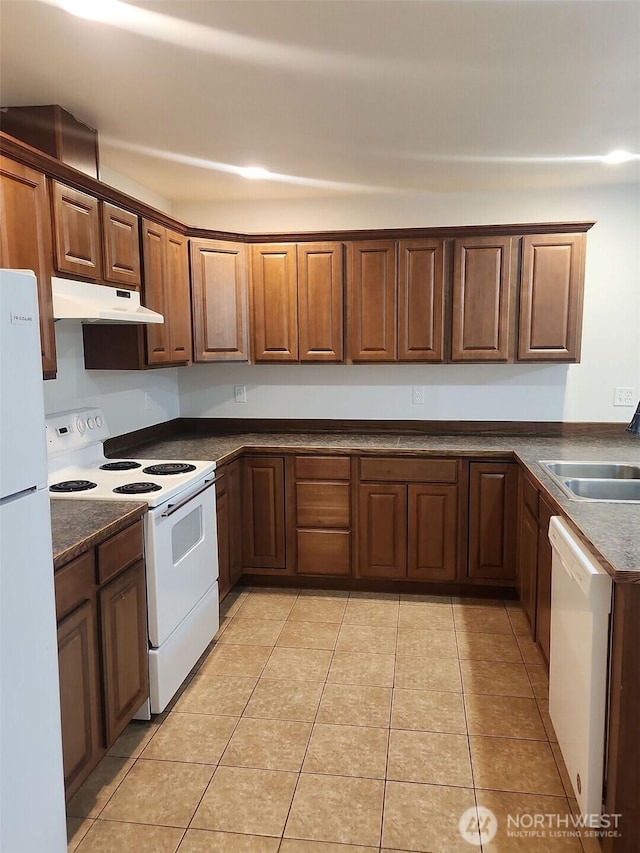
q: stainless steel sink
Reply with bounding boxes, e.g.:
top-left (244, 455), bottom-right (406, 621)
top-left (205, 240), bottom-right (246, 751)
top-left (544, 461), bottom-right (640, 480)
top-left (541, 460), bottom-right (640, 503)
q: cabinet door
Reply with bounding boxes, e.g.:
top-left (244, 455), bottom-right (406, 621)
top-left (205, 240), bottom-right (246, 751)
top-left (518, 233), bottom-right (586, 362)
top-left (216, 474), bottom-right (231, 600)
top-left (99, 561), bottom-right (149, 745)
top-left (468, 462), bottom-right (518, 580)
top-left (242, 457), bottom-right (287, 569)
top-left (535, 497), bottom-right (554, 663)
top-left (298, 242), bottom-right (344, 362)
top-left (358, 483), bottom-right (407, 578)
top-left (408, 484), bottom-right (458, 581)
top-left (51, 181), bottom-right (102, 279)
top-left (165, 229), bottom-right (192, 363)
top-left (347, 240), bottom-right (397, 362)
top-left (57, 600), bottom-right (102, 798)
top-left (517, 492), bottom-right (539, 633)
top-left (452, 236), bottom-right (513, 361)
top-left (190, 239), bottom-right (249, 362)
top-left (102, 203), bottom-right (141, 288)
top-left (251, 244), bottom-right (298, 361)
top-left (0, 157), bottom-right (57, 377)
top-left (398, 239), bottom-right (445, 362)
top-left (141, 220), bottom-right (171, 364)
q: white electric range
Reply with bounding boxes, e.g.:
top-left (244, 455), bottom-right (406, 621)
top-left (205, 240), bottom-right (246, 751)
top-left (47, 407), bottom-right (220, 716)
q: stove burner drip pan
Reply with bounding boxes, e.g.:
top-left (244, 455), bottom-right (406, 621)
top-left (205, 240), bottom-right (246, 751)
top-left (50, 480), bottom-right (98, 493)
top-left (113, 482), bottom-right (162, 495)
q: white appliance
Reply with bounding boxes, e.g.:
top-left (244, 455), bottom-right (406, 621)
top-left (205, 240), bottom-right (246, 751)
top-left (548, 516), bottom-right (612, 823)
top-left (51, 276), bottom-right (164, 323)
top-left (0, 270), bottom-right (66, 853)
top-left (46, 408), bottom-right (219, 715)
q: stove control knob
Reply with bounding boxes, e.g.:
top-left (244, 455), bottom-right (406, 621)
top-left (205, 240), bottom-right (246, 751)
top-left (76, 418), bottom-right (86, 435)
top-left (95, 415), bottom-right (103, 428)
top-left (87, 417), bottom-right (96, 429)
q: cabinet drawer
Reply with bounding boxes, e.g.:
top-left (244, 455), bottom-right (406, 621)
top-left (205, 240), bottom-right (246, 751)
top-left (360, 457), bottom-right (458, 483)
top-left (297, 530), bottom-right (351, 576)
top-left (55, 550), bottom-right (96, 622)
top-left (295, 456), bottom-right (351, 480)
top-left (521, 474), bottom-right (539, 519)
top-left (97, 520), bottom-right (144, 585)
top-left (296, 482), bottom-right (350, 528)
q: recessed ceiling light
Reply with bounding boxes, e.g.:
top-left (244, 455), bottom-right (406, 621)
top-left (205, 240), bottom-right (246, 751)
top-left (602, 150), bottom-right (634, 165)
top-left (59, 0), bottom-right (127, 22)
top-left (237, 166), bottom-right (272, 180)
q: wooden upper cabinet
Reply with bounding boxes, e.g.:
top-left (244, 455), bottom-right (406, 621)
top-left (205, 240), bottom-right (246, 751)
top-left (190, 239), bottom-right (249, 362)
top-left (0, 156), bottom-right (57, 377)
top-left (141, 220), bottom-right (170, 364)
top-left (102, 202), bottom-right (141, 288)
top-left (251, 244), bottom-right (298, 362)
top-left (398, 239), bottom-right (445, 362)
top-left (297, 242), bottom-right (344, 362)
top-left (468, 462), bottom-right (518, 581)
top-left (518, 233), bottom-right (586, 362)
top-left (452, 236), bottom-right (513, 361)
top-left (347, 240), bottom-right (397, 362)
top-left (165, 229), bottom-right (192, 363)
top-left (51, 181), bottom-right (102, 280)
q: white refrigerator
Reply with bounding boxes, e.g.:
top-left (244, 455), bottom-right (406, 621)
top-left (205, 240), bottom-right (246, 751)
top-left (0, 270), bottom-right (66, 852)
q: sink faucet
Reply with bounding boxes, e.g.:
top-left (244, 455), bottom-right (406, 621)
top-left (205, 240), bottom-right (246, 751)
top-left (628, 402), bottom-right (640, 435)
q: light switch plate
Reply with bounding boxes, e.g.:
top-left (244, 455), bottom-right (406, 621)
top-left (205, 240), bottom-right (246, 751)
top-left (234, 385), bottom-right (247, 403)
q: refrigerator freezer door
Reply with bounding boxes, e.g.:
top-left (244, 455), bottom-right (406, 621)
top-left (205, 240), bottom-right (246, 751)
top-left (0, 487), bottom-right (66, 852)
top-left (0, 269), bottom-right (48, 499)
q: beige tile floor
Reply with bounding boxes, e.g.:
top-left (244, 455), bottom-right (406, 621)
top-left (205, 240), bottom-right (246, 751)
top-left (67, 588), bottom-right (601, 853)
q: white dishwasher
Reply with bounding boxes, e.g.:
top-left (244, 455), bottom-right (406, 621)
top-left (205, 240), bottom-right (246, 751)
top-left (548, 516), bottom-right (612, 822)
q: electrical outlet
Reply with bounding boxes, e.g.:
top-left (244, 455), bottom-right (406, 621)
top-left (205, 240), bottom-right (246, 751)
top-left (412, 386), bottom-right (425, 405)
top-left (144, 392), bottom-right (151, 411)
top-left (234, 385), bottom-right (247, 404)
top-left (613, 387), bottom-right (635, 407)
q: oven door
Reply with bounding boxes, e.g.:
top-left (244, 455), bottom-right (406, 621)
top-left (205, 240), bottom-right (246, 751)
top-left (145, 477), bottom-right (218, 647)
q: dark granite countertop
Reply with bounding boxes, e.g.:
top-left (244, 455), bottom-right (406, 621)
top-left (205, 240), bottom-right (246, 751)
top-left (121, 429), bottom-right (640, 583)
top-left (51, 499), bottom-right (147, 570)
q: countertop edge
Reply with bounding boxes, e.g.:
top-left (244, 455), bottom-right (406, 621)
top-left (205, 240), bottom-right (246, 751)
top-left (52, 501), bottom-right (147, 570)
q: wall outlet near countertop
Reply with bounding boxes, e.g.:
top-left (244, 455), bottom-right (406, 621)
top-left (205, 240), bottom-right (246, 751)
top-left (144, 392), bottom-right (151, 411)
top-left (234, 385), bottom-right (247, 404)
top-left (412, 386), bottom-right (425, 405)
top-left (613, 387), bottom-right (636, 406)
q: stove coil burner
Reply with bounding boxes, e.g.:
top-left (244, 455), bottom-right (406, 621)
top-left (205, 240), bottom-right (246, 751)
top-left (50, 480), bottom-right (98, 493)
top-left (100, 461), bottom-right (142, 471)
top-left (113, 482), bottom-right (162, 495)
top-left (142, 463), bottom-right (197, 476)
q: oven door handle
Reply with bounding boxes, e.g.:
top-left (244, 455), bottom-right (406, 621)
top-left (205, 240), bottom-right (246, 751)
top-left (160, 475), bottom-right (219, 518)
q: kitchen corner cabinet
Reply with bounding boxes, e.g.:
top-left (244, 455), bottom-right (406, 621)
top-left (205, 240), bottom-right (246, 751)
top-left (535, 495), bottom-right (554, 663)
top-left (191, 239), bottom-right (249, 362)
top-left (518, 233), bottom-right (586, 362)
top-left (54, 518), bottom-right (148, 800)
top-left (250, 242), bottom-right (344, 363)
top-left (216, 460), bottom-right (243, 599)
top-left (467, 461), bottom-right (518, 581)
top-left (241, 456), bottom-right (287, 571)
top-left (451, 236), bottom-right (514, 362)
top-left (0, 156), bottom-right (57, 377)
top-left (82, 221), bottom-right (191, 369)
top-left (517, 471), bottom-right (539, 629)
top-left (51, 181), bottom-right (142, 288)
top-left (289, 456), bottom-right (353, 576)
top-left (358, 457), bottom-right (460, 581)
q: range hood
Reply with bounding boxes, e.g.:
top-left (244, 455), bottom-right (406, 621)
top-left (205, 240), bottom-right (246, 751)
top-left (52, 277), bottom-right (164, 324)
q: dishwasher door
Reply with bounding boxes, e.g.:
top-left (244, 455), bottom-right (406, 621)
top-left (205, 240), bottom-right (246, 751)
top-left (548, 516), bottom-right (612, 822)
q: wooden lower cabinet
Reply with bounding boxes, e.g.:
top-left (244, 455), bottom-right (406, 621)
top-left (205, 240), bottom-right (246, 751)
top-left (357, 484), bottom-right (407, 579)
top-left (100, 561), bottom-right (149, 745)
top-left (408, 484), bottom-right (458, 581)
top-left (517, 473), bottom-right (539, 631)
top-left (535, 496), bottom-right (554, 664)
top-left (216, 461), bottom-right (243, 598)
top-left (55, 518), bottom-right (148, 800)
top-left (57, 599), bottom-right (102, 798)
top-left (468, 462), bottom-right (518, 581)
top-left (241, 457), bottom-right (287, 570)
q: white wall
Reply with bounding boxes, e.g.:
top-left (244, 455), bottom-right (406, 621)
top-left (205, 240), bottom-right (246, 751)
top-left (176, 182), bottom-right (640, 424)
top-left (100, 165), bottom-right (173, 216)
top-left (44, 324), bottom-right (180, 437)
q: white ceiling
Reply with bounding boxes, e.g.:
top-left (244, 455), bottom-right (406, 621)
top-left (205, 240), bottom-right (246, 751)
top-left (1, 0), bottom-right (639, 202)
